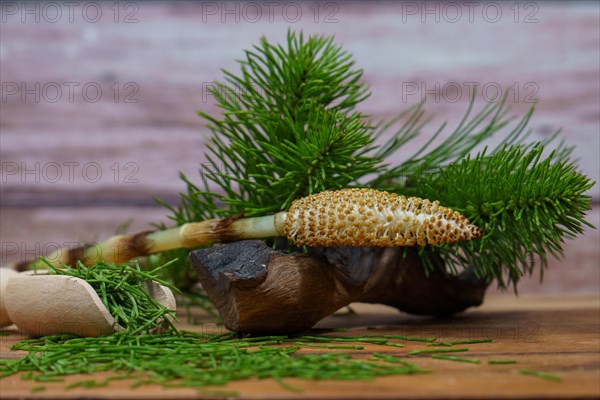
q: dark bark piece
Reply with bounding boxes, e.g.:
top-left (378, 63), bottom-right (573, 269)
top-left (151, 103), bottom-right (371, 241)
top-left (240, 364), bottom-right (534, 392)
top-left (311, 247), bottom-right (489, 317)
top-left (190, 241), bottom-right (349, 333)
top-left (190, 240), bottom-right (489, 334)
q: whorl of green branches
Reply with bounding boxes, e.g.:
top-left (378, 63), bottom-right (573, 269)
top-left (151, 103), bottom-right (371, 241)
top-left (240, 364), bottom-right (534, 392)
top-left (158, 30), bottom-right (594, 289)
top-left (402, 145), bottom-right (594, 286)
top-left (170, 30), bottom-right (374, 221)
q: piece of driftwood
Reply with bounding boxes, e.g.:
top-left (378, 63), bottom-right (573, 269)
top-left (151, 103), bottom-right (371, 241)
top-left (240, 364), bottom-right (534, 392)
top-left (190, 240), bottom-right (489, 334)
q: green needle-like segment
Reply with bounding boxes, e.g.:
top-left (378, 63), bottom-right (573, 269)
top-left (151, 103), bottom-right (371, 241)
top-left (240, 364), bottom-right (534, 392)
top-left (38, 258), bottom-right (179, 335)
top-left (383, 335), bottom-right (438, 342)
top-left (428, 339), bottom-right (492, 346)
top-left (409, 348), bottom-right (469, 355)
top-left (298, 343), bottom-right (364, 350)
top-left (519, 369), bottom-right (561, 381)
top-left (432, 355), bottom-right (481, 364)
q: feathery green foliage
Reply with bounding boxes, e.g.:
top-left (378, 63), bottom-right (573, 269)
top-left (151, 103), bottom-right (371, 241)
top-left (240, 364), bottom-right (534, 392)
top-left (157, 30), bottom-right (594, 289)
top-left (402, 144), bottom-right (594, 286)
top-left (41, 259), bottom-right (179, 334)
top-left (166, 30), bottom-right (373, 221)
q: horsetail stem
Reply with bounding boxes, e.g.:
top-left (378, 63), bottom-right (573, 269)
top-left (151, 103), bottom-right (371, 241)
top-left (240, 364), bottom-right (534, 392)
top-left (431, 355), bottom-right (481, 364)
top-left (409, 348), bottom-right (470, 355)
top-left (519, 369), bottom-right (562, 381)
top-left (299, 343), bottom-right (365, 350)
top-left (15, 188), bottom-right (481, 271)
top-left (428, 339), bottom-right (492, 346)
top-left (371, 353), bottom-right (416, 367)
top-left (382, 335), bottom-right (438, 342)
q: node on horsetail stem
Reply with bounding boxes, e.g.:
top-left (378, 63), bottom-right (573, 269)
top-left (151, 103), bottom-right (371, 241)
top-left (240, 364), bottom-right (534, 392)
top-left (283, 188), bottom-right (482, 247)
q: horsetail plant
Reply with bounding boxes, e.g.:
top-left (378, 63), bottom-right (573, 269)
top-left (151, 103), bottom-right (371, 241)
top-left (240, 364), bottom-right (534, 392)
top-left (0, 28), bottom-right (579, 396)
top-left (16, 188), bottom-right (481, 271)
top-left (6, 29), bottom-right (595, 292)
top-left (159, 30), bottom-right (593, 289)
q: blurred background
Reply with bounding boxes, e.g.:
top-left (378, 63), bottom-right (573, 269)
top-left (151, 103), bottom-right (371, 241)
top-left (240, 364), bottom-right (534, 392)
top-left (1, 1), bottom-right (598, 294)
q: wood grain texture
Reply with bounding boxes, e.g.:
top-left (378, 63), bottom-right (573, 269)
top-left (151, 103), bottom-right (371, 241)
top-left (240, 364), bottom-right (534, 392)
top-left (0, 295), bottom-right (598, 399)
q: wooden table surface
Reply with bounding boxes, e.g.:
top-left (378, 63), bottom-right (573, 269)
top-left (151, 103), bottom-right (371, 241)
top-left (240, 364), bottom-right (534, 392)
top-left (1, 295), bottom-right (598, 399)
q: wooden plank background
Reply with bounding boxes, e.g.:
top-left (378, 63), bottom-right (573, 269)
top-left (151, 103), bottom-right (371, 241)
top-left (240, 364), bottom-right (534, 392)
top-left (1, 1), bottom-right (599, 294)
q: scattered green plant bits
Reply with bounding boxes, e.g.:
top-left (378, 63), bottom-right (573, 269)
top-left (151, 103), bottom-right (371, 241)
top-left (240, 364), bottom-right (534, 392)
top-left (431, 355), bottom-right (481, 364)
top-left (519, 369), bottom-right (562, 382)
top-left (0, 332), bottom-right (430, 392)
top-left (40, 258), bottom-right (179, 335)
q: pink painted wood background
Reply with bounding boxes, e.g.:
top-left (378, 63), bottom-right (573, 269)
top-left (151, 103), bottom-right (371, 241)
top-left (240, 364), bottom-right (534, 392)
top-left (1, 2), bottom-right (598, 294)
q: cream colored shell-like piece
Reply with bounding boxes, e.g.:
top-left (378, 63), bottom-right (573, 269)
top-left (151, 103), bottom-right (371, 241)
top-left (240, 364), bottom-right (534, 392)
top-left (284, 188), bottom-right (482, 247)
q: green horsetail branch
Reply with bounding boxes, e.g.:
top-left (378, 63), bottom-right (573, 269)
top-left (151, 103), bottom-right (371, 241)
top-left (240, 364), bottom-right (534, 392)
top-left (11, 189), bottom-right (481, 271)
